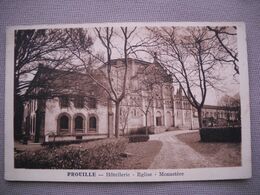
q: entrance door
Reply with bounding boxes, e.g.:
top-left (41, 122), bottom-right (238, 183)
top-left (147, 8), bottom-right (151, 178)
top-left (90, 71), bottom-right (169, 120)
top-left (156, 117), bottom-right (162, 126)
top-left (156, 111), bottom-right (162, 126)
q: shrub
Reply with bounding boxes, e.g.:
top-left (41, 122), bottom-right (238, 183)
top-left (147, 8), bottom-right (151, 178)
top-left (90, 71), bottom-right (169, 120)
top-left (15, 138), bottom-right (128, 169)
top-left (129, 126), bottom-right (154, 135)
top-left (200, 127), bottom-right (241, 143)
top-left (129, 135), bottom-right (149, 143)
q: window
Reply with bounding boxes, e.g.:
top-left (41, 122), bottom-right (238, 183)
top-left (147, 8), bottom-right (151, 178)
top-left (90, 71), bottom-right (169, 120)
top-left (58, 113), bottom-right (72, 134)
top-left (38, 99), bottom-right (46, 111)
top-left (60, 96), bottom-right (69, 108)
top-left (133, 109), bottom-right (137, 117)
top-left (184, 102), bottom-right (190, 109)
top-left (75, 82), bottom-right (80, 90)
top-left (75, 115), bottom-right (84, 130)
top-left (88, 97), bottom-right (97, 109)
top-left (60, 115), bottom-right (69, 129)
top-left (89, 116), bottom-right (97, 131)
top-left (176, 101), bottom-right (181, 109)
top-left (74, 96), bottom-right (84, 108)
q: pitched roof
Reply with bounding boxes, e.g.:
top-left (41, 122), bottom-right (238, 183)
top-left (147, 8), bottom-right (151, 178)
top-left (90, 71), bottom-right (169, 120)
top-left (25, 64), bottom-right (106, 100)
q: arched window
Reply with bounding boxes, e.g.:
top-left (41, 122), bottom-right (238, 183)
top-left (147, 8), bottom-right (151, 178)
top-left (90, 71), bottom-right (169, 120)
top-left (75, 116), bottom-right (84, 130)
top-left (60, 115), bottom-right (69, 129)
top-left (89, 116), bottom-right (97, 131)
top-left (58, 113), bottom-right (71, 134)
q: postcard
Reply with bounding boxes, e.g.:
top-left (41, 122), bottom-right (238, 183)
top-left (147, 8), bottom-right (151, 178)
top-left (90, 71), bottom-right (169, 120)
top-left (5, 22), bottom-right (251, 182)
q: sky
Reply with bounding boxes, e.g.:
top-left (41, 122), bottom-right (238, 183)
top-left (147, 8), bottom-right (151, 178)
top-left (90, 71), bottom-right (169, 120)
top-left (89, 26), bottom-right (240, 105)
top-left (20, 25), bottom-right (240, 106)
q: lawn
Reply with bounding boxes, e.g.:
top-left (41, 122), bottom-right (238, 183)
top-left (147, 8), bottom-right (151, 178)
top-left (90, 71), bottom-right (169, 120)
top-left (176, 132), bottom-right (241, 167)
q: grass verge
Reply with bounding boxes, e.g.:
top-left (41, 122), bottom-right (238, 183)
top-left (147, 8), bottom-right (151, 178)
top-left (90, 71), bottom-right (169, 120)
top-left (176, 132), bottom-right (241, 167)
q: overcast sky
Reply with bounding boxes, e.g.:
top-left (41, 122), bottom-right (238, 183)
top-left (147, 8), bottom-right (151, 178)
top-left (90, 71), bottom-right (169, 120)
top-left (89, 26), bottom-right (240, 105)
top-left (20, 25), bottom-right (240, 106)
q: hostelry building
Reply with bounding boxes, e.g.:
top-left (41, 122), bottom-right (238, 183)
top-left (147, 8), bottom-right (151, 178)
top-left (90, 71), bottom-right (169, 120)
top-left (22, 58), bottom-right (239, 143)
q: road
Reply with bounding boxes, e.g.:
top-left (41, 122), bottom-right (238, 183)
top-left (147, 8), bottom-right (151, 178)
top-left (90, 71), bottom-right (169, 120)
top-left (149, 130), bottom-right (220, 169)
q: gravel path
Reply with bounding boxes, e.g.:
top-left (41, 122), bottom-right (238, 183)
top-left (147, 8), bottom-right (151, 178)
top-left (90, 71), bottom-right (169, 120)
top-left (149, 130), bottom-right (221, 169)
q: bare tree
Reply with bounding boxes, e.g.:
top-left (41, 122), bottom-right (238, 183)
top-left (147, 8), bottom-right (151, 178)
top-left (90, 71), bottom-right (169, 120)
top-left (14, 29), bottom-right (83, 138)
top-left (62, 26), bottom-right (140, 138)
top-left (148, 26), bottom-right (224, 128)
top-left (207, 26), bottom-right (239, 74)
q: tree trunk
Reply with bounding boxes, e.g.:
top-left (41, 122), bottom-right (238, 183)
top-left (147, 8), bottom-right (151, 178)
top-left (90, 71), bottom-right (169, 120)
top-left (145, 114), bottom-right (148, 135)
top-left (171, 94), bottom-right (175, 127)
top-left (14, 95), bottom-right (24, 140)
top-left (197, 107), bottom-right (203, 128)
top-left (114, 101), bottom-right (120, 138)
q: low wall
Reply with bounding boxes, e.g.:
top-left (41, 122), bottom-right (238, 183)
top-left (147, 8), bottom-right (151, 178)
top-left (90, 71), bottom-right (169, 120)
top-left (45, 134), bottom-right (107, 142)
top-left (200, 127), bottom-right (241, 142)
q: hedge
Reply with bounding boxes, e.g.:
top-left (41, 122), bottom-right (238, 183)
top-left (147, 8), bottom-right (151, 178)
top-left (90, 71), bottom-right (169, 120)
top-left (200, 127), bottom-right (241, 142)
top-left (129, 126), bottom-right (154, 135)
top-left (15, 138), bottom-right (128, 169)
top-left (129, 135), bottom-right (149, 143)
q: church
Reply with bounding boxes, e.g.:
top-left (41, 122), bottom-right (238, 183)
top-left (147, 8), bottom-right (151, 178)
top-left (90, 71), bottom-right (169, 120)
top-left (22, 58), bottom-right (237, 143)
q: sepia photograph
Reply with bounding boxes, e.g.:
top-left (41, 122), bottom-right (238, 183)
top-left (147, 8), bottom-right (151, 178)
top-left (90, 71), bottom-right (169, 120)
top-left (5, 22), bottom-right (251, 182)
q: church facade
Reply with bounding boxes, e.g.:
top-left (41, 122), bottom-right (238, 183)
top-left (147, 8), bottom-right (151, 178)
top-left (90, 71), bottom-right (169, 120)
top-left (22, 58), bottom-right (238, 143)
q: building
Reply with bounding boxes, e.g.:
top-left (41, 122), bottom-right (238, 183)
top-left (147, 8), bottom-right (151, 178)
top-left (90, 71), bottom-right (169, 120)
top-left (22, 58), bottom-right (239, 143)
top-left (201, 105), bottom-right (240, 127)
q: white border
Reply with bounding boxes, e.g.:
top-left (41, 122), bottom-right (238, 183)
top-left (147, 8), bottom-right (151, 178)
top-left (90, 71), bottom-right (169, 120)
top-left (5, 22), bottom-right (252, 182)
